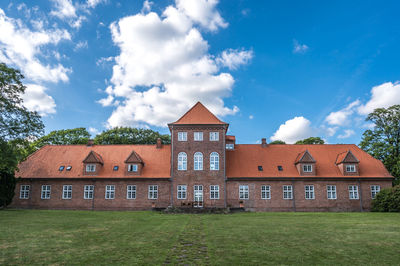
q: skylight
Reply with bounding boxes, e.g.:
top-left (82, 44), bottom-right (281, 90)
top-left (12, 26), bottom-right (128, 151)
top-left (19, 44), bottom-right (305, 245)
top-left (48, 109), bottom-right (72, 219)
top-left (66, 166), bottom-right (72, 171)
top-left (113, 166), bottom-right (119, 171)
top-left (59, 166), bottom-right (64, 171)
top-left (258, 166), bottom-right (263, 171)
top-left (278, 166), bottom-right (283, 171)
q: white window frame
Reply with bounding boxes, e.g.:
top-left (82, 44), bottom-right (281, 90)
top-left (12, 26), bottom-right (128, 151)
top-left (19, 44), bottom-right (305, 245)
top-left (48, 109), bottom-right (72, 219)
top-left (371, 185), bottom-right (380, 199)
top-left (178, 152), bottom-right (187, 171)
top-left (178, 132), bottom-right (187, 141)
top-left (84, 185), bottom-right (94, 199)
top-left (148, 185), bottom-right (158, 199)
top-left (19, 185), bottom-right (30, 199)
top-left (349, 185), bottom-right (359, 199)
top-left (226, 143), bottom-right (234, 150)
top-left (86, 164), bottom-right (96, 172)
top-left (62, 185), bottom-right (72, 199)
top-left (194, 132), bottom-right (203, 141)
top-left (210, 185), bottom-right (220, 199)
top-left (41, 185), bottom-right (51, 199)
top-left (303, 164), bottom-right (312, 173)
top-left (239, 185), bottom-right (249, 200)
top-left (346, 164), bottom-right (356, 173)
top-left (127, 185), bottom-right (136, 199)
top-left (305, 185), bottom-right (315, 200)
top-left (194, 152), bottom-right (203, 171)
top-left (105, 185), bottom-right (115, 199)
top-left (210, 152), bottom-right (219, 170)
top-left (209, 132), bottom-right (219, 141)
top-left (327, 185), bottom-right (337, 199)
top-left (283, 185), bottom-right (293, 199)
top-left (177, 185), bottom-right (187, 200)
top-left (128, 164), bottom-right (138, 172)
top-left (261, 185), bottom-right (271, 200)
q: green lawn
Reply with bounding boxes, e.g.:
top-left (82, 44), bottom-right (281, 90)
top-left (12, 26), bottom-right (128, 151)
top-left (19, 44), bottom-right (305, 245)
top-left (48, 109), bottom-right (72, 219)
top-left (1, 210), bottom-right (399, 265)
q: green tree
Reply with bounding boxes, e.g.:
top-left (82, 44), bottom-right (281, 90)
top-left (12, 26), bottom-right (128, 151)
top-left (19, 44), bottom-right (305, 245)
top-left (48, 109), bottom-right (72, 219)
top-left (295, 137), bottom-right (325, 144)
top-left (94, 127), bottom-right (171, 145)
top-left (359, 105), bottom-right (400, 185)
top-left (270, 140), bottom-right (286, 144)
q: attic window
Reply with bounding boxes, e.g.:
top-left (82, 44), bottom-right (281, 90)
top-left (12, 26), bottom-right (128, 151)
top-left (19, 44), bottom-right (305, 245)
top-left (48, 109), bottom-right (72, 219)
top-left (278, 166), bottom-right (283, 171)
top-left (59, 166), bottom-right (65, 171)
top-left (128, 164), bottom-right (138, 172)
top-left (346, 164), bottom-right (356, 172)
top-left (258, 166), bottom-right (263, 171)
top-left (66, 166), bottom-right (72, 171)
top-left (113, 166), bottom-right (119, 171)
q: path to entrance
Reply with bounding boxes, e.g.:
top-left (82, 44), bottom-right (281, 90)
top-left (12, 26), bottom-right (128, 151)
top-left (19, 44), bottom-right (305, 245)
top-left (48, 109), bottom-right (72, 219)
top-left (164, 215), bottom-right (209, 265)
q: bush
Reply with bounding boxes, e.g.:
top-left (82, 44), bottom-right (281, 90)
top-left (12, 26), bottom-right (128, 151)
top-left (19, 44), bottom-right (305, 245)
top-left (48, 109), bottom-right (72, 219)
top-left (371, 185), bottom-right (400, 212)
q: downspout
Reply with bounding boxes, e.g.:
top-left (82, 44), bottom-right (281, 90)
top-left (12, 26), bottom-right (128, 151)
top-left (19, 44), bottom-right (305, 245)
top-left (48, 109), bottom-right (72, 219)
top-left (358, 179), bottom-right (363, 212)
top-left (292, 178), bottom-right (296, 212)
top-left (223, 126), bottom-right (227, 208)
top-left (170, 126), bottom-right (174, 207)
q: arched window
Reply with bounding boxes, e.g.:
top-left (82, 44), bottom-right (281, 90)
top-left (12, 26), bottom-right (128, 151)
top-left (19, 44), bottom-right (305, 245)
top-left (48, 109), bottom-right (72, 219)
top-left (210, 152), bottom-right (219, 170)
top-left (178, 152), bottom-right (187, 170)
top-left (194, 152), bottom-right (203, 170)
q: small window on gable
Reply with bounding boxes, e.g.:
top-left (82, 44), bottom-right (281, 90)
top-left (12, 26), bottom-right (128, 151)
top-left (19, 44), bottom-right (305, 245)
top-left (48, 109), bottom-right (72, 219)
top-left (346, 164), bottom-right (356, 173)
top-left (258, 166), bottom-right (263, 171)
top-left (59, 166), bottom-right (65, 171)
top-left (128, 164), bottom-right (138, 172)
top-left (226, 143), bottom-right (234, 150)
top-left (277, 166), bottom-right (283, 171)
top-left (113, 166), bottom-right (119, 171)
top-left (66, 166), bottom-right (72, 171)
top-left (86, 164), bottom-right (96, 172)
top-left (303, 164), bottom-right (312, 172)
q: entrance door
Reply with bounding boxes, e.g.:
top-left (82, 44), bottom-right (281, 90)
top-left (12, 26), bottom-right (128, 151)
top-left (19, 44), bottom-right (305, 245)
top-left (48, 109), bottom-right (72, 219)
top-left (193, 185), bottom-right (203, 208)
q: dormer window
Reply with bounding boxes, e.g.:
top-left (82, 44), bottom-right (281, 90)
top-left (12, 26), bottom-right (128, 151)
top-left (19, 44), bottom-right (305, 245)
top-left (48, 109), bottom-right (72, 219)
top-left (303, 164), bottom-right (312, 173)
top-left (128, 164), bottom-right (138, 172)
top-left (178, 132), bottom-right (187, 141)
top-left (124, 150), bottom-right (144, 175)
top-left (226, 143), bottom-right (234, 150)
top-left (86, 164), bottom-right (96, 172)
top-left (346, 164), bottom-right (356, 172)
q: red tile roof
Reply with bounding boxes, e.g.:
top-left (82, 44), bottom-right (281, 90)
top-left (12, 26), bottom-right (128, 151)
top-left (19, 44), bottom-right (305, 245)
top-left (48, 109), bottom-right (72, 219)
top-left (17, 144), bottom-right (171, 179)
top-left (226, 135), bottom-right (236, 141)
top-left (226, 144), bottom-right (392, 178)
top-left (170, 102), bottom-right (227, 125)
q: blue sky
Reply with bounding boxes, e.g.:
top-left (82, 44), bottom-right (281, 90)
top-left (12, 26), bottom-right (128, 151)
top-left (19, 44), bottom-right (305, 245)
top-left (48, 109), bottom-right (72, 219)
top-left (1, 0), bottom-right (399, 144)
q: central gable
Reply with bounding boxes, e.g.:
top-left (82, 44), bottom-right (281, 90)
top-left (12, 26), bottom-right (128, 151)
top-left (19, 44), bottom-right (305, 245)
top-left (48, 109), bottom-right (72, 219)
top-left (169, 102), bottom-right (227, 125)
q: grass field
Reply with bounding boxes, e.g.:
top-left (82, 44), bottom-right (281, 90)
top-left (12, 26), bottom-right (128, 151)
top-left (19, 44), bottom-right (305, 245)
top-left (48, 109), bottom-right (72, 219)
top-left (1, 210), bottom-right (399, 265)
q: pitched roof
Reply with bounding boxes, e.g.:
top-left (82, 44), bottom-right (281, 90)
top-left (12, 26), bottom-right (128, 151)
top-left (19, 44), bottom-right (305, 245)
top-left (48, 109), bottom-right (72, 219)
top-left (226, 135), bottom-right (236, 141)
top-left (226, 144), bottom-right (392, 178)
top-left (125, 150), bottom-right (143, 164)
top-left (83, 151), bottom-right (104, 165)
top-left (336, 150), bottom-right (360, 164)
top-left (17, 144), bottom-right (171, 179)
top-left (170, 102), bottom-right (227, 125)
top-left (294, 150), bottom-right (316, 164)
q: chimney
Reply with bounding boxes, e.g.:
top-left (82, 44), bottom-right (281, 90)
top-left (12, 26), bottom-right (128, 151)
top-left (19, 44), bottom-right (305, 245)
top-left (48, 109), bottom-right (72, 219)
top-left (156, 138), bottom-right (162, 149)
top-left (87, 139), bottom-right (94, 146)
top-left (261, 138), bottom-right (267, 147)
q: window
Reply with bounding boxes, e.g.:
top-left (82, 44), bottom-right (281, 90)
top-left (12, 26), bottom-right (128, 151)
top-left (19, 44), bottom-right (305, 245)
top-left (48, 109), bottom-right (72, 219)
top-left (209, 132), bottom-right (219, 141)
top-left (178, 132), bottom-right (187, 141)
top-left (277, 166), bottom-right (283, 171)
top-left (346, 164), bottom-right (356, 173)
top-left (105, 185), bottom-right (115, 199)
top-left (194, 152), bottom-right (203, 170)
top-left (283, 185), bottom-right (293, 199)
top-left (371, 185), bottom-right (380, 199)
top-left (41, 185), bottom-right (51, 199)
top-left (59, 166), bottom-right (64, 171)
top-left (210, 152), bottom-right (219, 170)
top-left (178, 152), bottom-right (187, 171)
top-left (258, 166), bottom-right (263, 171)
top-left (128, 164), bottom-right (138, 172)
top-left (66, 166), bottom-right (72, 171)
top-left (113, 166), bottom-right (119, 171)
top-left (19, 185), bottom-right (30, 199)
top-left (303, 164), bottom-right (312, 172)
top-left (84, 185), bottom-right (94, 199)
top-left (148, 185), bottom-right (158, 199)
top-left (210, 185), bottom-right (219, 199)
top-left (177, 185), bottom-right (187, 199)
top-left (127, 185), bottom-right (136, 199)
top-left (62, 185), bottom-right (72, 199)
top-left (86, 164), bottom-right (96, 172)
top-left (349, 185), bottom-right (359, 199)
top-left (226, 143), bottom-right (234, 150)
top-left (305, 185), bottom-right (315, 199)
top-left (194, 132), bottom-right (203, 141)
top-left (327, 185), bottom-right (337, 199)
top-left (261, 185), bottom-right (271, 200)
top-left (239, 185), bottom-right (249, 199)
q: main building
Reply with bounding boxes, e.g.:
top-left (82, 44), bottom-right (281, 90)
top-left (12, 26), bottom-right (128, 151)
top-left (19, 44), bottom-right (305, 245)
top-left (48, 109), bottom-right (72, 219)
top-left (11, 102), bottom-right (393, 211)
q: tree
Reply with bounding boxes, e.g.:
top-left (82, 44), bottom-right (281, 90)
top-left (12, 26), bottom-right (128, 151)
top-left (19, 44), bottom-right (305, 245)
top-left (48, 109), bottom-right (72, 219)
top-left (295, 137), bottom-right (325, 144)
top-left (359, 105), bottom-right (400, 185)
top-left (94, 127), bottom-right (171, 145)
top-left (270, 140), bottom-right (286, 144)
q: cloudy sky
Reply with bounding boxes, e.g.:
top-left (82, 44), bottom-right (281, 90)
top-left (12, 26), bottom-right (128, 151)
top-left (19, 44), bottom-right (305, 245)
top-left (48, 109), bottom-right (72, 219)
top-left (1, 0), bottom-right (399, 144)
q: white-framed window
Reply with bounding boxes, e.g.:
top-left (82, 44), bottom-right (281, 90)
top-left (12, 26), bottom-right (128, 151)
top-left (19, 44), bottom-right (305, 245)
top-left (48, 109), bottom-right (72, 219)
top-left (148, 185), bottom-right (158, 199)
top-left (346, 164), bottom-right (356, 172)
top-left (283, 185), bottom-right (293, 199)
top-left (371, 185), bottom-right (380, 199)
top-left (349, 185), bottom-right (359, 199)
top-left (239, 185), bottom-right (249, 200)
top-left (210, 152), bottom-right (219, 170)
top-left (194, 152), bottom-right (203, 170)
top-left (177, 185), bottom-right (187, 199)
top-left (178, 152), bottom-right (187, 171)
top-left (86, 164), bottom-right (96, 172)
top-left (194, 132), bottom-right (203, 141)
top-left (127, 185), bottom-right (136, 199)
top-left (210, 185), bottom-right (219, 199)
top-left (327, 185), bottom-right (337, 199)
top-left (128, 164), bottom-right (138, 172)
top-left (84, 185), bottom-right (94, 199)
top-left (209, 132), bottom-right (219, 141)
top-left (226, 143), bottom-right (234, 150)
top-left (62, 185), bottom-right (72, 199)
top-left (303, 164), bottom-right (313, 172)
top-left (261, 185), bottom-right (271, 199)
top-left (41, 185), bottom-right (51, 199)
top-left (178, 132), bottom-right (187, 141)
top-left (105, 185), bottom-right (115, 199)
top-left (19, 185), bottom-right (30, 199)
top-left (305, 185), bottom-right (315, 199)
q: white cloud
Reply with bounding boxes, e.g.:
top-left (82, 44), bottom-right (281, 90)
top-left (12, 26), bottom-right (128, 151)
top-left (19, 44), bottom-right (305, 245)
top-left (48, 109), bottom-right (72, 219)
top-left (270, 116), bottom-right (313, 144)
top-left (87, 0), bottom-right (107, 9)
top-left (338, 129), bottom-right (355, 139)
top-left (50, 0), bottom-right (77, 19)
top-left (88, 127), bottom-right (100, 135)
top-left (100, 0), bottom-right (250, 128)
top-left (293, 39), bottom-right (309, 54)
top-left (96, 56), bottom-right (114, 66)
top-left (141, 0), bottom-right (153, 14)
top-left (357, 81), bottom-right (400, 115)
top-left (325, 100), bottom-right (360, 126)
top-left (249, 115), bottom-right (254, 119)
top-left (74, 40), bottom-right (88, 50)
top-left (216, 48), bottom-right (253, 70)
top-left (22, 84), bottom-right (56, 116)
